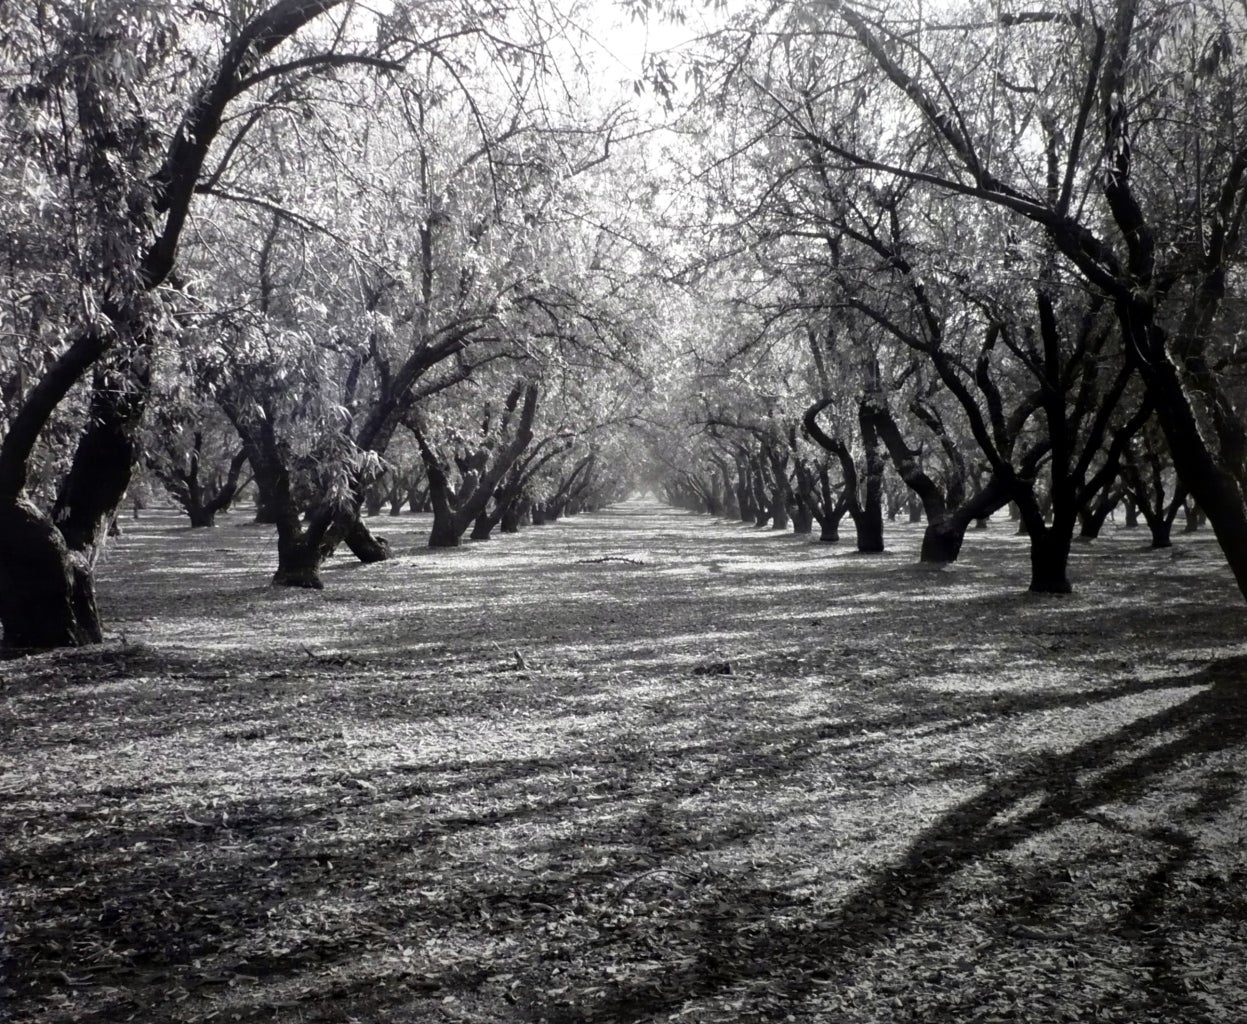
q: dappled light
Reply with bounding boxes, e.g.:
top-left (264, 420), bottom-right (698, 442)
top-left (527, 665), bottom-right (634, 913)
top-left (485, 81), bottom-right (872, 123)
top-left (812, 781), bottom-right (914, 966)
top-left (4, 0), bottom-right (1247, 1019)
top-left (4, 500), bottom-right (1246, 1022)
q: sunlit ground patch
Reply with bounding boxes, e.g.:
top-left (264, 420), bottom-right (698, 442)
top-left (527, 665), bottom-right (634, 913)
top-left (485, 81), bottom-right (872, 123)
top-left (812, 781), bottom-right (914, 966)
top-left (3, 499), bottom-right (1245, 1024)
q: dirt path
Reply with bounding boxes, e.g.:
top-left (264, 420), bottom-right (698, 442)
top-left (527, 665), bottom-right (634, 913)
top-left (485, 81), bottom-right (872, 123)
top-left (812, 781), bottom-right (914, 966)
top-left (3, 501), bottom-right (1245, 1023)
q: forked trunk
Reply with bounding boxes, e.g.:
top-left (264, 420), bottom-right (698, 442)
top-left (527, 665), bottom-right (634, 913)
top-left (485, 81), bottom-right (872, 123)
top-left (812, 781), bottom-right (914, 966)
top-left (189, 507), bottom-right (219, 528)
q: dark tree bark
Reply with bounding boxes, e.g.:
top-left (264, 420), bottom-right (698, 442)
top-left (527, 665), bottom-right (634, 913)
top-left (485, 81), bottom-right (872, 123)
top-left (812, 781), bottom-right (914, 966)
top-left (343, 518), bottom-right (391, 562)
top-left (470, 436), bottom-right (572, 541)
top-left (1027, 527), bottom-right (1074, 595)
top-left (802, 397), bottom-right (885, 553)
top-left (792, 456), bottom-right (850, 543)
top-left (363, 480), bottom-right (386, 518)
top-left (856, 398), bottom-right (887, 553)
top-left (763, 440), bottom-right (793, 531)
top-left (1077, 481), bottom-right (1123, 541)
top-left (415, 381), bottom-right (539, 548)
top-left (734, 449), bottom-right (758, 523)
top-left (150, 434), bottom-right (249, 528)
top-left (0, 498), bottom-right (101, 648)
top-left (501, 495), bottom-right (530, 533)
top-left (790, 500), bottom-right (814, 535)
top-left (748, 450), bottom-right (771, 527)
top-left (860, 393), bottom-right (1009, 564)
top-left (1183, 501), bottom-right (1205, 534)
top-left (711, 455), bottom-right (740, 519)
top-left (0, 0), bottom-right (358, 646)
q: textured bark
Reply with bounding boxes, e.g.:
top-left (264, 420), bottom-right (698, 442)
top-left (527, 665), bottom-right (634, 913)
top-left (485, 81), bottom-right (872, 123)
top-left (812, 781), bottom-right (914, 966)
top-left (501, 496), bottom-right (529, 533)
top-left (53, 360), bottom-right (148, 554)
top-left (0, 1), bottom-right (355, 644)
top-left (343, 518), bottom-right (390, 562)
top-left (417, 381), bottom-right (539, 548)
top-left (856, 399), bottom-right (886, 553)
top-left (271, 532), bottom-right (324, 589)
top-left (0, 498), bottom-right (101, 647)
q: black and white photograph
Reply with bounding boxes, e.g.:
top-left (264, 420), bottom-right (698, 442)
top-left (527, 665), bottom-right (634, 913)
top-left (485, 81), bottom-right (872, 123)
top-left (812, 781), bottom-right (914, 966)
top-left (2, 0), bottom-right (1245, 1020)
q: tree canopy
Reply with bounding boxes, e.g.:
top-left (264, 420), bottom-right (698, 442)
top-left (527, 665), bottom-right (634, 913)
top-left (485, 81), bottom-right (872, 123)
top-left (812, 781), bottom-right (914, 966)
top-left (2, 0), bottom-right (1246, 646)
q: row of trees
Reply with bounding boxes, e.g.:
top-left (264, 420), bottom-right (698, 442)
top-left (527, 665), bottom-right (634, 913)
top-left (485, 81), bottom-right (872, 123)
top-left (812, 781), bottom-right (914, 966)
top-left (642, 0), bottom-right (1246, 598)
top-left (0, 0), bottom-right (660, 648)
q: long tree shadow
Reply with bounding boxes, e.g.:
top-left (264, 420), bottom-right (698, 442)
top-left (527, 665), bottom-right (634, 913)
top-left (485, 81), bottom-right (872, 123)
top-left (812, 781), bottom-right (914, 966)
top-left (586, 654), bottom-right (1247, 1023)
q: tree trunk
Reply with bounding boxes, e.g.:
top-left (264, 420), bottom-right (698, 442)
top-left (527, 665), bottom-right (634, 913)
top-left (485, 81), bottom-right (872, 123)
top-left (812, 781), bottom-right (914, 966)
top-left (1078, 497), bottom-right (1116, 540)
top-left (1027, 529), bottom-right (1073, 594)
top-left (1128, 312), bottom-right (1247, 600)
top-left (501, 497), bottom-right (528, 533)
top-left (920, 517), bottom-right (965, 563)
top-left (52, 367), bottom-right (145, 554)
top-left (852, 508), bottom-right (885, 553)
top-left (819, 521), bottom-right (841, 543)
top-left (771, 497), bottom-right (791, 531)
top-left (428, 510), bottom-right (462, 547)
top-left (254, 491), bottom-right (278, 524)
top-left (1148, 518), bottom-right (1174, 549)
top-left (857, 401), bottom-right (886, 553)
top-left (189, 506), bottom-right (218, 528)
top-left (749, 458), bottom-right (769, 527)
top-left (790, 502), bottom-right (813, 535)
top-left (272, 532), bottom-right (324, 589)
top-left (734, 456), bottom-right (755, 522)
top-left (1183, 503), bottom-right (1204, 533)
top-left (0, 498), bottom-right (102, 647)
top-left (343, 518), bottom-right (390, 562)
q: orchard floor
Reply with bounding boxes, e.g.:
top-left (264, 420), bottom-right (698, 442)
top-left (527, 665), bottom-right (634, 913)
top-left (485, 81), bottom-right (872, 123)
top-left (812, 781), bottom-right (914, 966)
top-left (3, 499), bottom-right (1247, 1024)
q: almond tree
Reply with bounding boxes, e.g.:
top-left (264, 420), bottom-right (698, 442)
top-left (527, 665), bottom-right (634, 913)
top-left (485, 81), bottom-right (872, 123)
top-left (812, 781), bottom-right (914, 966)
top-left (810, 0), bottom-right (1247, 601)
top-left (0, 0), bottom-right (407, 647)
